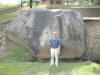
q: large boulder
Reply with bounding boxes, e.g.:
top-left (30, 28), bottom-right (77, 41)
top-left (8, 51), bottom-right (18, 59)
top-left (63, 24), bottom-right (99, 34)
top-left (5, 8), bottom-right (86, 59)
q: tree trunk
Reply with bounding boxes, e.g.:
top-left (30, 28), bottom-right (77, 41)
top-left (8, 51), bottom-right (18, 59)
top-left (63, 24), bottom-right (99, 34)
top-left (21, 0), bottom-right (23, 7)
top-left (30, 0), bottom-right (32, 8)
top-left (67, 0), bottom-right (69, 5)
top-left (50, 0), bottom-right (53, 4)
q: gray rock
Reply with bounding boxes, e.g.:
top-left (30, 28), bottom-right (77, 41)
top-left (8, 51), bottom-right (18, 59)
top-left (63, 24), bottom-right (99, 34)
top-left (85, 20), bottom-right (100, 59)
top-left (5, 8), bottom-right (86, 59)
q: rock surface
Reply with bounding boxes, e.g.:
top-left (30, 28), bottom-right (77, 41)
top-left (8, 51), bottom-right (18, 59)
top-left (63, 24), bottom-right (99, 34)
top-left (6, 8), bottom-right (86, 59)
top-left (85, 20), bottom-right (100, 59)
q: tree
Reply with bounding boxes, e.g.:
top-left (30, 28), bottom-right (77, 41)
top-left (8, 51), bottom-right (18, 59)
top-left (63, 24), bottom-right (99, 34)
top-left (64, 0), bottom-right (69, 5)
top-left (50, 0), bottom-right (54, 4)
top-left (21, 0), bottom-right (23, 7)
top-left (66, 0), bottom-right (69, 5)
top-left (30, 0), bottom-right (32, 8)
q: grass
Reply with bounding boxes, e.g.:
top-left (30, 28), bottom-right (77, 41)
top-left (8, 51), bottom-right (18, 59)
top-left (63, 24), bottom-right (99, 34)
top-left (0, 14), bottom-right (16, 25)
top-left (0, 61), bottom-right (100, 75)
top-left (0, 6), bottom-right (19, 30)
top-left (71, 62), bottom-right (100, 75)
